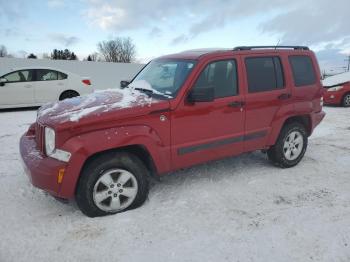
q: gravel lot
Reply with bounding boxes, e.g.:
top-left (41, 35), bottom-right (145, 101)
top-left (0, 106), bottom-right (349, 262)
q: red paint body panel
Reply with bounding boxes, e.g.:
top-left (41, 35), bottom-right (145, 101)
top-left (324, 82), bottom-right (350, 105)
top-left (170, 54), bottom-right (245, 170)
top-left (20, 134), bottom-right (66, 196)
top-left (20, 48), bottom-right (326, 199)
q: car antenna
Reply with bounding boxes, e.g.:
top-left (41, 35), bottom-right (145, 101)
top-left (275, 39), bottom-right (280, 50)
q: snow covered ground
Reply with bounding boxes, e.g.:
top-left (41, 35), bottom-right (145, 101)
top-left (0, 106), bottom-right (349, 262)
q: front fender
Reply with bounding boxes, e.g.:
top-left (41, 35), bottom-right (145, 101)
top-left (57, 125), bottom-right (170, 199)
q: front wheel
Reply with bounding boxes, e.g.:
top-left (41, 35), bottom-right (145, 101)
top-left (342, 93), bottom-right (350, 107)
top-left (76, 152), bottom-right (149, 217)
top-left (267, 122), bottom-right (308, 168)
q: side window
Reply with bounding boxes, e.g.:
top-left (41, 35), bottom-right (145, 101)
top-left (246, 57), bottom-right (284, 93)
top-left (58, 71), bottom-right (68, 80)
top-left (3, 70), bottom-right (33, 83)
top-left (37, 70), bottom-right (58, 81)
top-left (193, 59), bottom-right (238, 98)
top-left (289, 56), bottom-right (316, 87)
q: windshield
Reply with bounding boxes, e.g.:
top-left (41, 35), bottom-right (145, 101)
top-left (130, 59), bottom-right (196, 98)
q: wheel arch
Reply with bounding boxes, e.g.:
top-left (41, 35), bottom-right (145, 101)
top-left (59, 90), bottom-right (80, 100)
top-left (82, 144), bottom-right (158, 178)
top-left (341, 91), bottom-right (350, 106)
top-left (282, 115), bottom-right (311, 136)
top-left (57, 124), bottom-right (170, 199)
top-left (267, 114), bottom-right (312, 146)
top-left (73, 144), bottom-right (158, 197)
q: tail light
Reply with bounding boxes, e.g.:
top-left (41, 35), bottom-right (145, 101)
top-left (82, 79), bottom-right (91, 86)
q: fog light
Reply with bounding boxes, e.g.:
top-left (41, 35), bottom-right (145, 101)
top-left (58, 168), bottom-right (65, 184)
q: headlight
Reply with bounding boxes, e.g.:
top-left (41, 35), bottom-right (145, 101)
top-left (44, 127), bottom-right (71, 162)
top-left (327, 85), bottom-right (343, 92)
top-left (45, 127), bottom-right (55, 155)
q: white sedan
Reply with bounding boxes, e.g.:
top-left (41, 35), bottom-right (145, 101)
top-left (0, 67), bottom-right (93, 109)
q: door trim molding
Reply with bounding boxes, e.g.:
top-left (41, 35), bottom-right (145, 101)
top-left (177, 130), bottom-right (267, 155)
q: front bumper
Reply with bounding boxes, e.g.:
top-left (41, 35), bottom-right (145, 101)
top-left (323, 91), bottom-right (342, 105)
top-left (20, 134), bottom-right (67, 197)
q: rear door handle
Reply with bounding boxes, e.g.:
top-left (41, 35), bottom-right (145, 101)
top-left (24, 84), bottom-right (32, 88)
top-left (278, 93), bottom-right (291, 100)
top-left (228, 101), bottom-right (245, 107)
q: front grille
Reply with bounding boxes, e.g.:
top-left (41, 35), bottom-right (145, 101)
top-left (35, 122), bottom-right (45, 153)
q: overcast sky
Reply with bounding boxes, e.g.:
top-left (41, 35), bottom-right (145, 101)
top-left (1, 0), bottom-right (349, 71)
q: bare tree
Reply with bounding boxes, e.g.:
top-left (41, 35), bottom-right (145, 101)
top-left (85, 52), bottom-right (99, 61)
top-left (98, 37), bottom-right (136, 63)
top-left (0, 45), bottom-right (8, 57)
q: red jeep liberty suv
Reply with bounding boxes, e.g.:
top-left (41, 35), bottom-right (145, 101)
top-left (20, 46), bottom-right (325, 217)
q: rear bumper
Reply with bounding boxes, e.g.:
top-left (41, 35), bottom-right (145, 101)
top-left (310, 110), bottom-right (326, 134)
top-left (20, 134), bottom-right (67, 197)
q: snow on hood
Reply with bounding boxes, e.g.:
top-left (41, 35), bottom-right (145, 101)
top-left (37, 88), bottom-right (155, 123)
top-left (322, 71), bottom-right (350, 87)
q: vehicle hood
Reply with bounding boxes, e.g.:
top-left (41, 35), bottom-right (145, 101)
top-left (37, 88), bottom-right (168, 128)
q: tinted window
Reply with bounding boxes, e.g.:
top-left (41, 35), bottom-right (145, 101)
top-left (289, 56), bottom-right (316, 86)
top-left (3, 70), bottom-right (34, 82)
top-left (246, 57), bottom-right (284, 93)
top-left (193, 60), bottom-right (238, 98)
top-left (37, 70), bottom-right (58, 81)
top-left (58, 72), bottom-right (67, 80)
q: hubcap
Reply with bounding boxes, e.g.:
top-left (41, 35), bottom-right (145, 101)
top-left (283, 131), bottom-right (304, 161)
top-left (93, 169), bottom-right (138, 212)
top-left (344, 95), bottom-right (350, 106)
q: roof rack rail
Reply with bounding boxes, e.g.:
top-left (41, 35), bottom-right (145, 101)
top-left (233, 46), bottom-right (309, 51)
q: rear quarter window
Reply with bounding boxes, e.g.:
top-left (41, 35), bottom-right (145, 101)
top-left (58, 72), bottom-right (68, 80)
top-left (289, 56), bottom-right (316, 87)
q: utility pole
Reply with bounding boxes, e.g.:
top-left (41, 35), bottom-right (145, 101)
top-left (345, 55), bottom-right (350, 72)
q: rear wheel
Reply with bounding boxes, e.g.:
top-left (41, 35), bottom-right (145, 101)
top-left (267, 122), bottom-right (308, 168)
top-left (76, 152), bottom-right (149, 217)
top-left (59, 90), bottom-right (79, 101)
top-left (341, 93), bottom-right (350, 107)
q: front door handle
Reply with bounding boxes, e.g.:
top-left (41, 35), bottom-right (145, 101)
top-left (228, 101), bottom-right (245, 107)
top-left (278, 93), bottom-right (291, 100)
top-left (24, 84), bottom-right (32, 88)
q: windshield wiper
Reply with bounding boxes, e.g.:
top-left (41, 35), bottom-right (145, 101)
top-left (134, 87), bottom-right (153, 97)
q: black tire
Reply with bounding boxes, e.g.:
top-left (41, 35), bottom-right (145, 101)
top-left (267, 122), bottom-right (308, 168)
top-left (59, 90), bottom-right (79, 101)
top-left (76, 152), bottom-right (149, 217)
top-left (341, 93), bottom-right (350, 107)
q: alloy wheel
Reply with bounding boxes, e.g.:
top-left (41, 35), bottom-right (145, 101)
top-left (283, 131), bottom-right (304, 161)
top-left (93, 169), bottom-right (138, 212)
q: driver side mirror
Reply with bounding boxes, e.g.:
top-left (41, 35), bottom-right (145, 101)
top-left (0, 78), bottom-right (7, 86)
top-left (120, 80), bottom-right (130, 88)
top-left (187, 85), bottom-right (215, 103)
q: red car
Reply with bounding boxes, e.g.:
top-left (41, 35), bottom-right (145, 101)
top-left (20, 46), bottom-right (325, 217)
top-left (323, 81), bottom-right (350, 107)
